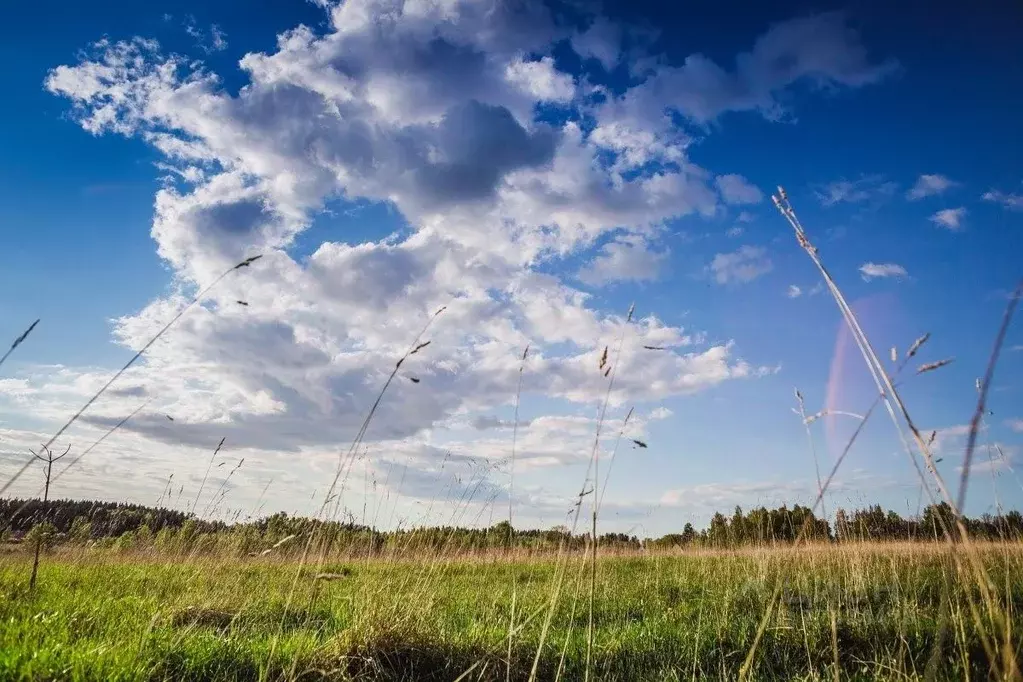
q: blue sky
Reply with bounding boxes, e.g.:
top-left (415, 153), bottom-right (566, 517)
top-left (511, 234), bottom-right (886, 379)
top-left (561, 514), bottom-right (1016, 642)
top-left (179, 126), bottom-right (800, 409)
top-left (1, 0), bottom-right (1022, 534)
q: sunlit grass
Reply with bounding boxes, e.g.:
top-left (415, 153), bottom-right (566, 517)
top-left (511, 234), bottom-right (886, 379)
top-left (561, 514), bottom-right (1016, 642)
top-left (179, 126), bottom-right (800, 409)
top-left (1, 542), bottom-right (1020, 680)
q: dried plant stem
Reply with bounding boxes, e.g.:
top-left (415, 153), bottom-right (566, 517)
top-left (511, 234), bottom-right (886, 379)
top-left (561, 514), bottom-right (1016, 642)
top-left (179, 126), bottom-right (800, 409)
top-left (586, 304), bottom-right (633, 682)
top-left (2, 400), bottom-right (153, 537)
top-left (772, 189), bottom-right (1015, 679)
top-left (958, 280), bottom-right (1022, 511)
top-left (0, 319), bottom-right (40, 372)
top-left (507, 343), bottom-right (529, 682)
top-left (596, 407), bottom-right (634, 514)
top-left (190, 437), bottom-right (226, 517)
top-left (774, 191), bottom-right (954, 512)
top-left (530, 303), bottom-right (634, 682)
top-left (271, 305), bottom-right (446, 675)
top-left (795, 389), bottom-right (826, 518)
top-left (27, 444), bottom-right (70, 589)
top-left (0, 256), bottom-right (262, 497)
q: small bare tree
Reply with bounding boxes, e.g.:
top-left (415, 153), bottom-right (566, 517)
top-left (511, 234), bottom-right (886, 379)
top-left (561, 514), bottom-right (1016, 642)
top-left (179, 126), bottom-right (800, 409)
top-left (28, 443), bottom-right (70, 589)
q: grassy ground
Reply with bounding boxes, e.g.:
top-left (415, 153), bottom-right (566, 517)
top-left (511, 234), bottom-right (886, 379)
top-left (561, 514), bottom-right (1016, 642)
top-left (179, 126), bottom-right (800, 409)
top-left (1, 543), bottom-right (1021, 681)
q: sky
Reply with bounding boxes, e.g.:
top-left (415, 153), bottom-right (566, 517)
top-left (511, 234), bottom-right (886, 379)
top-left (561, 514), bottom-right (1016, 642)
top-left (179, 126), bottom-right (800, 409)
top-left (1, 0), bottom-right (1022, 536)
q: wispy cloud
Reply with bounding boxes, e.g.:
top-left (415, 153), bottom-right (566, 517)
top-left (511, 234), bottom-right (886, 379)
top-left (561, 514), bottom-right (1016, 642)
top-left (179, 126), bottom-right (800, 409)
top-left (816, 175), bottom-right (897, 206)
top-left (930, 207), bottom-right (967, 231)
top-left (715, 174), bottom-right (763, 205)
top-left (958, 444), bottom-right (1017, 474)
top-left (787, 285), bottom-right (802, 298)
top-left (184, 16), bottom-right (228, 54)
top-left (604, 11), bottom-right (894, 126)
top-left (1007, 419), bottom-right (1023, 433)
top-left (659, 471), bottom-right (904, 510)
top-left (708, 245), bottom-right (773, 285)
top-left (577, 235), bottom-right (667, 287)
top-left (859, 262), bottom-right (908, 281)
top-left (906, 174), bottom-right (958, 200)
top-left (982, 188), bottom-right (1023, 211)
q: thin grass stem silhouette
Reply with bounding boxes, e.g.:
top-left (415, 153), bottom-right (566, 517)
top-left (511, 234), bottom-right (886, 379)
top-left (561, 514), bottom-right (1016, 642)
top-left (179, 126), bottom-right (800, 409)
top-left (0, 255), bottom-right (262, 497)
top-left (0, 319), bottom-right (39, 372)
top-left (958, 280), bottom-right (1022, 511)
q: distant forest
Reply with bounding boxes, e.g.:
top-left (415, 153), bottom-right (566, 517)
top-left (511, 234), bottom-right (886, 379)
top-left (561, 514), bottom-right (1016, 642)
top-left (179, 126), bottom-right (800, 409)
top-left (1, 497), bottom-right (1021, 555)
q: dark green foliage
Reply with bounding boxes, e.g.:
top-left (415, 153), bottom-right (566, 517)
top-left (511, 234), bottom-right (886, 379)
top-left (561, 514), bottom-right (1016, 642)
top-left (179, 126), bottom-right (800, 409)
top-left (4, 498), bottom-right (1023, 558)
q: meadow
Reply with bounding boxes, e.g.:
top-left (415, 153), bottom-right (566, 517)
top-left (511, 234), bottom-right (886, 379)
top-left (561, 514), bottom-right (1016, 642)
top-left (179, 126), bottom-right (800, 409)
top-left (2, 190), bottom-right (1021, 682)
top-left (1, 541), bottom-right (1022, 681)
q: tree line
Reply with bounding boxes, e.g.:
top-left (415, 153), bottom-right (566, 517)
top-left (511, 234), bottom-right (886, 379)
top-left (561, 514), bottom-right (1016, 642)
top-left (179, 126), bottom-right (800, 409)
top-left (3, 497), bottom-right (1022, 556)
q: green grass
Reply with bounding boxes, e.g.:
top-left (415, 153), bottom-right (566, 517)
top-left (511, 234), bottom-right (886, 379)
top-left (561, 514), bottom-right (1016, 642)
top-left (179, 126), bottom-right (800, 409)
top-left (1, 543), bottom-right (1021, 680)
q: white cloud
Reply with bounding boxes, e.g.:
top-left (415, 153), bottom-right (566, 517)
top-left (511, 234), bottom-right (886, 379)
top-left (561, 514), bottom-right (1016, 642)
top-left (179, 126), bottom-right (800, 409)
top-left (816, 175), bottom-right (897, 206)
top-left (1007, 419), bottom-right (1023, 433)
top-left (736, 211), bottom-right (754, 223)
top-left (725, 226), bottom-right (744, 238)
top-left (859, 262), bottom-right (907, 281)
top-left (570, 17), bottom-right (621, 70)
top-left (787, 284), bottom-right (802, 298)
top-left (27, 2), bottom-right (860, 525)
top-left (708, 245), bottom-right (773, 285)
top-left (505, 56), bottom-right (575, 102)
top-left (715, 174), bottom-right (763, 205)
top-left (599, 11), bottom-right (893, 128)
top-left (184, 17), bottom-right (228, 54)
top-left (930, 207), bottom-right (966, 231)
top-left (577, 234), bottom-right (667, 287)
top-left (648, 406), bottom-right (673, 420)
top-left (982, 188), bottom-right (1023, 211)
top-left (963, 447), bottom-right (1017, 474)
top-left (906, 174), bottom-right (958, 200)
top-left (659, 471), bottom-right (900, 510)
top-left (926, 424), bottom-right (971, 455)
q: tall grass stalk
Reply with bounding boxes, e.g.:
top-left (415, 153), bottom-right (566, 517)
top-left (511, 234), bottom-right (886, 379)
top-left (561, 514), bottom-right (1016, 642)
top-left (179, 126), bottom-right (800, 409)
top-left (0, 319), bottom-right (39, 372)
top-left (794, 388), bottom-right (826, 518)
top-left (0, 255), bottom-right (263, 498)
top-left (507, 343), bottom-right (529, 682)
top-left (27, 444), bottom-right (70, 589)
top-left (771, 188), bottom-right (1020, 678)
top-left (269, 305), bottom-right (446, 681)
top-left (958, 280), bottom-right (1022, 511)
top-left (527, 302), bottom-right (634, 682)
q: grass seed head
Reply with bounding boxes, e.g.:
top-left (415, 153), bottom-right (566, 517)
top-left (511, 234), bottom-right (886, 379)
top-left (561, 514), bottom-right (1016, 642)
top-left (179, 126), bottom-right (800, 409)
top-left (907, 333), bottom-right (930, 358)
top-left (916, 358), bottom-right (954, 375)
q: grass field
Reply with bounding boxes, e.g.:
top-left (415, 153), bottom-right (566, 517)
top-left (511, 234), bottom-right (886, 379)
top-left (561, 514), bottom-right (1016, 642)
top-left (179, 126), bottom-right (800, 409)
top-left (2, 542), bottom-right (1021, 681)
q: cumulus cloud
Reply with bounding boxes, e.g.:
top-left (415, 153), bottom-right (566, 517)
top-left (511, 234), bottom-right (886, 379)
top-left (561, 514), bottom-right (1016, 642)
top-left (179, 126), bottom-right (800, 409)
top-left (577, 234), bottom-right (667, 287)
top-left (570, 16), bottom-right (621, 70)
top-left (859, 262), bottom-right (908, 281)
top-left (708, 246), bottom-right (773, 285)
top-left (505, 56), bottom-right (575, 102)
top-left (715, 174), bottom-right (763, 205)
top-left (816, 175), bottom-right (897, 206)
top-left (599, 11), bottom-right (893, 128)
top-left (930, 207), bottom-right (966, 231)
top-left (906, 174), bottom-right (958, 200)
top-left (26, 1), bottom-right (882, 526)
top-left (787, 285), bottom-right (802, 298)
